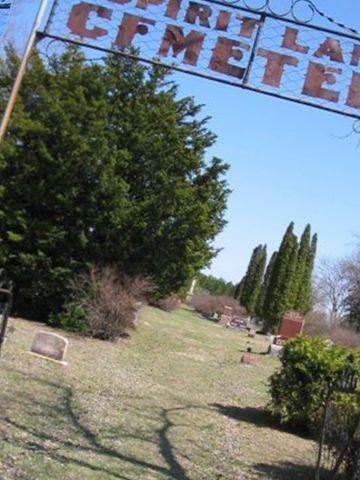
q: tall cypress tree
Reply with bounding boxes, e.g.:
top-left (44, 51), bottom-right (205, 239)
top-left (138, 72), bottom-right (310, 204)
top-left (256, 250), bottom-right (278, 318)
top-left (262, 223), bottom-right (298, 331)
top-left (288, 224), bottom-right (311, 309)
top-left (238, 245), bottom-right (262, 305)
top-left (294, 233), bottom-right (317, 314)
top-left (240, 245), bottom-right (267, 317)
top-left (283, 235), bottom-right (300, 312)
top-left (234, 278), bottom-right (244, 300)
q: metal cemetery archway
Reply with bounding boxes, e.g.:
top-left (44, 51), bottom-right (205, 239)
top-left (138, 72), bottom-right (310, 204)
top-left (2, 0), bottom-right (360, 141)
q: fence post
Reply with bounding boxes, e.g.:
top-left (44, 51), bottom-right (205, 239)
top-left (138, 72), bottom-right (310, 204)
top-left (315, 382), bottom-right (333, 480)
top-left (0, 288), bottom-right (13, 356)
top-left (0, 0), bottom-right (50, 142)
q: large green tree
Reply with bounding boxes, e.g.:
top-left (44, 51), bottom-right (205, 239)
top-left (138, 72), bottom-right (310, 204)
top-left (262, 223), bottom-right (298, 331)
top-left (239, 244), bottom-right (267, 317)
top-left (256, 250), bottom-right (278, 319)
top-left (0, 48), bottom-right (229, 319)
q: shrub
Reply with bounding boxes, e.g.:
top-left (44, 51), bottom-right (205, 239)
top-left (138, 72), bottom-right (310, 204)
top-left (50, 304), bottom-right (89, 334)
top-left (330, 326), bottom-right (360, 349)
top-left (304, 311), bottom-right (360, 349)
top-left (304, 310), bottom-right (330, 337)
top-left (156, 295), bottom-right (181, 312)
top-left (190, 294), bottom-right (246, 320)
top-left (55, 267), bottom-right (153, 340)
top-left (268, 336), bottom-right (360, 432)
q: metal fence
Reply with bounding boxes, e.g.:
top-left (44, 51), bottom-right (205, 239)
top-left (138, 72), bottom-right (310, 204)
top-left (0, 0), bottom-right (11, 39)
top-left (316, 357), bottom-right (360, 480)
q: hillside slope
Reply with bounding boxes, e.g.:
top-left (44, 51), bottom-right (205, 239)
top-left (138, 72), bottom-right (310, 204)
top-left (0, 307), bottom-right (314, 479)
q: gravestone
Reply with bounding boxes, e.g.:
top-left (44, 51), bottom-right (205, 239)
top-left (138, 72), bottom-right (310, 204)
top-left (220, 305), bottom-right (233, 326)
top-left (241, 353), bottom-right (258, 366)
top-left (278, 311), bottom-right (305, 341)
top-left (223, 305), bottom-right (233, 317)
top-left (248, 329), bottom-right (256, 338)
top-left (30, 331), bottom-right (68, 365)
top-left (268, 344), bottom-right (284, 358)
top-left (228, 316), bottom-right (247, 330)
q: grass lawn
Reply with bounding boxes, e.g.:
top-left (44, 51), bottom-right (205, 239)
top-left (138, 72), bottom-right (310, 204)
top-left (0, 306), bottom-right (315, 480)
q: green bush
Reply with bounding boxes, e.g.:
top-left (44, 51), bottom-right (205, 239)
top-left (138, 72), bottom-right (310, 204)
top-left (268, 336), bottom-right (360, 432)
top-left (50, 304), bottom-right (89, 335)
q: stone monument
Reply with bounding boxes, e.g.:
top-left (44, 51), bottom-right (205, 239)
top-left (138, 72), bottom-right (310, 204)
top-left (219, 305), bottom-right (233, 325)
top-left (279, 311), bottom-right (305, 341)
top-left (30, 331), bottom-right (69, 365)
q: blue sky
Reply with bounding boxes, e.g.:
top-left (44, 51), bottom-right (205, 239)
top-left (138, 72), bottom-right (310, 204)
top-left (2, 0), bottom-right (360, 283)
top-left (170, 0), bottom-right (360, 282)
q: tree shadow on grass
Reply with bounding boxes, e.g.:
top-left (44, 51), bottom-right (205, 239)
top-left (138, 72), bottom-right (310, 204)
top-left (212, 403), bottom-right (311, 439)
top-left (0, 367), bottom-right (205, 480)
top-left (253, 462), bottom-right (317, 480)
top-left (212, 404), bottom-right (317, 479)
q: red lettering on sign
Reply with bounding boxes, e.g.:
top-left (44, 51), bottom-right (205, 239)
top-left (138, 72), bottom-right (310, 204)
top-left (351, 44), bottom-right (360, 67)
top-left (314, 37), bottom-right (344, 63)
top-left (282, 27), bottom-right (309, 54)
top-left (184, 2), bottom-right (212, 28)
top-left (302, 62), bottom-right (341, 103)
top-left (235, 15), bottom-right (258, 38)
top-left (165, 0), bottom-right (181, 18)
top-left (159, 26), bottom-right (205, 65)
top-left (109, 0), bottom-right (131, 4)
top-left (215, 11), bottom-right (231, 32)
top-left (347, 72), bottom-right (360, 108)
top-left (209, 37), bottom-right (249, 78)
top-left (257, 49), bottom-right (298, 87)
top-left (115, 13), bottom-right (155, 47)
top-left (111, 0), bottom-right (162, 8)
top-left (67, 2), bottom-right (112, 39)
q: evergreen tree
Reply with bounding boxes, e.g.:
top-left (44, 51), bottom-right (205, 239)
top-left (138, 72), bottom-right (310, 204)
top-left (287, 224), bottom-right (311, 309)
top-left (262, 223), bottom-right (298, 331)
top-left (294, 233), bottom-right (318, 314)
top-left (234, 278), bottom-right (244, 300)
top-left (283, 235), bottom-right (300, 311)
top-left (195, 273), bottom-right (235, 296)
top-left (0, 48), bottom-right (230, 318)
top-left (256, 251), bottom-right (278, 318)
top-left (240, 245), bottom-right (267, 317)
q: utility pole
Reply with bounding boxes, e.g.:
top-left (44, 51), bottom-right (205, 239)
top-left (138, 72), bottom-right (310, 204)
top-left (0, 0), bottom-right (49, 142)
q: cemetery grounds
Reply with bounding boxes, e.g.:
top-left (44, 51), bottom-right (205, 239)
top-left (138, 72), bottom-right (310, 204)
top-left (0, 306), bottom-right (315, 479)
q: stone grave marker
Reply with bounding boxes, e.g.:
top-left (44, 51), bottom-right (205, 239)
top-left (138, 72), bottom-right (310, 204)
top-left (30, 331), bottom-right (68, 365)
top-left (268, 344), bottom-right (284, 358)
top-left (248, 329), bottom-right (256, 338)
top-left (241, 353), bottom-right (258, 366)
top-left (220, 305), bottom-right (233, 325)
top-left (229, 316), bottom-right (247, 330)
top-left (279, 311), bottom-right (305, 340)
